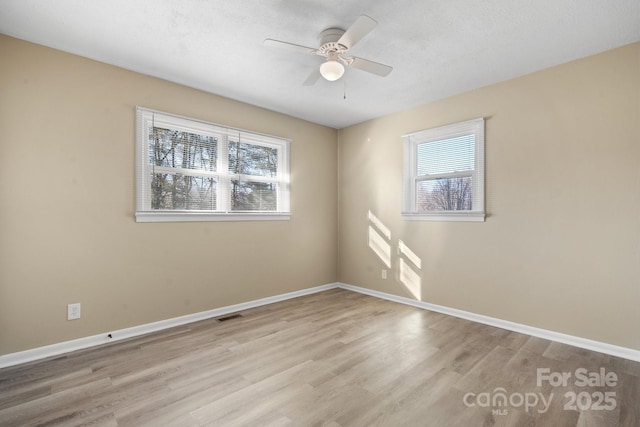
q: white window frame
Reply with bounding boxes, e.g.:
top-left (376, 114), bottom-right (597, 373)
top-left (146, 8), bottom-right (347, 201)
top-left (136, 107), bottom-right (291, 222)
top-left (402, 118), bottom-right (485, 222)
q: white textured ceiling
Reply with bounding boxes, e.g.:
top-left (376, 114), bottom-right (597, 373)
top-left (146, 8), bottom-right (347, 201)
top-left (1, 0), bottom-right (639, 128)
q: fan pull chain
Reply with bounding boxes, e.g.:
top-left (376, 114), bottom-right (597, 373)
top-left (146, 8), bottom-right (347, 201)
top-left (343, 79), bottom-right (347, 100)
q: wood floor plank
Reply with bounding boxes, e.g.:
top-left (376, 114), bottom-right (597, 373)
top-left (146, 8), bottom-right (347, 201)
top-left (0, 288), bottom-right (638, 426)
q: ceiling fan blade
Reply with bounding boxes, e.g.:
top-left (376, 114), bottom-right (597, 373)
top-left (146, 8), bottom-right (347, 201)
top-left (264, 38), bottom-right (317, 55)
top-left (303, 65), bottom-right (322, 86)
top-left (348, 56), bottom-right (393, 77)
top-left (337, 15), bottom-right (377, 50)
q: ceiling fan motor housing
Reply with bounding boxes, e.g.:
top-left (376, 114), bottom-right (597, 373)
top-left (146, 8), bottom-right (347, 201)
top-left (318, 28), bottom-right (347, 54)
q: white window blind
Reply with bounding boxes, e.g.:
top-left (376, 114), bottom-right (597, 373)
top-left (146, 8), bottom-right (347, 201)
top-left (136, 107), bottom-right (290, 222)
top-left (402, 118), bottom-right (485, 221)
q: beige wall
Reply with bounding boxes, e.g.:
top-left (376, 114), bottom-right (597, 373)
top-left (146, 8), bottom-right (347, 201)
top-left (338, 43), bottom-right (640, 350)
top-left (0, 36), bottom-right (338, 355)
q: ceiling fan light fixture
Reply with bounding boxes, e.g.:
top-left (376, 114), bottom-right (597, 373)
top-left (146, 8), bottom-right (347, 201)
top-left (320, 60), bottom-right (345, 81)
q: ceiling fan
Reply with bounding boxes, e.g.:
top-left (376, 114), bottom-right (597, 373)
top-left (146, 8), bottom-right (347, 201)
top-left (264, 14), bottom-right (393, 85)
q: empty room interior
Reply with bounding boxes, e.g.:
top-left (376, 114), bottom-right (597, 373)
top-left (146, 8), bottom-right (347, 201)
top-left (1, 1), bottom-right (639, 426)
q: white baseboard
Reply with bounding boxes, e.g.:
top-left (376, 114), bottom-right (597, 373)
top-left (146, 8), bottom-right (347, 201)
top-left (0, 283), bottom-right (339, 369)
top-left (2, 282), bottom-right (638, 368)
top-left (337, 282), bottom-right (640, 363)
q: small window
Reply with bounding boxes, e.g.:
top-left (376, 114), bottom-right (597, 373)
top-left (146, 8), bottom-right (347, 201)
top-left (136, 107), bottom-right (290, 222)
top-left (402, 118), bottom-right (485, 221)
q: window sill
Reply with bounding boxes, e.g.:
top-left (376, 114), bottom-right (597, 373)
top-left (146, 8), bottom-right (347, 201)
top-left (402, 212), bottom-right (485, 222)
top-left (136, 211), bottom-right (291, 223)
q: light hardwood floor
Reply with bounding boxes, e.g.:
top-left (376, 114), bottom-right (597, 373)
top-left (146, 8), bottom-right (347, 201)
top-left (1, 288), bottom-right (638, 426)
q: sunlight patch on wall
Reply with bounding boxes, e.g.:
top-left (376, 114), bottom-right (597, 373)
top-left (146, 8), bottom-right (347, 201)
top-left (368, 210), bottom-right (391, 240)
top-left (367, 211), bottom-right (422, 300)
top-left (398, 239), bottom-right (422, 300)
top-left (398, 240), bottom-right (421, 269)
top-left (399, 257), bottom-right (421, 300)
top-left (368, 225), bottom-right (391, 268)
top-left (367, 210), bottom-right (392, 268)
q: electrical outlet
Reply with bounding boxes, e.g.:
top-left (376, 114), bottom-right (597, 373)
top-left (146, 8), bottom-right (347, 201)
top-left (381, 269), bottom-right (388, 279)
top-left (67, 303), bottom-right (81, 320)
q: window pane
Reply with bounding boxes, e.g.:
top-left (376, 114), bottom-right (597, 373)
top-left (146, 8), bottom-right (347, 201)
top-left (136, 107), bottom-right (291, 221)
top-left (151, 173), bottom-right (216, 210)
top-left (149, 127), bottom-right (217, 172)
top-left (230, 180), bottom-right (277, 211)
top-left (417, 176), bottom-right (473, 211)
top-left (228, 141), bottom-right (278, 177)
top-left (417, 135), bottom-right (474, 176)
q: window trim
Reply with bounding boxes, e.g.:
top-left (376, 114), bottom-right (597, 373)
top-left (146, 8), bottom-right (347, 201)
top-left (135, 107), bottom-right (291, 222)
top-left (401, 118), bottom-right (485, 222)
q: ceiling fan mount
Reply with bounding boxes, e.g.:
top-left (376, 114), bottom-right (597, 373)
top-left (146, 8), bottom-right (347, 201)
top-left (264, 15), bottom-right (393, 85)
top-left (317, 28), bottom-right (347, 53)
top-left (316, 29), bottom-right (355, 70)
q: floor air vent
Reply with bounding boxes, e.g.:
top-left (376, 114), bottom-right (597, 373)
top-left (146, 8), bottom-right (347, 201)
top-left (216, 313), bottom-right (243, 322)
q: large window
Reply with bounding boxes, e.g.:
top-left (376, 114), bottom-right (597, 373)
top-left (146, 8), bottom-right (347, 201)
top-left (136, 107), bottom-right (290, 222)
top-left (402, 118), bottom-right (485, 221)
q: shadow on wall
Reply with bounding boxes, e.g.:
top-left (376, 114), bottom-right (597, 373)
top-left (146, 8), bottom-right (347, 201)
top-left (367, 210), bottom-right (422, 300)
